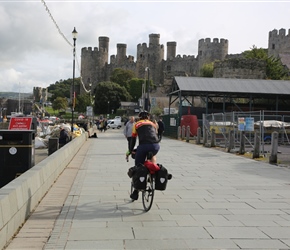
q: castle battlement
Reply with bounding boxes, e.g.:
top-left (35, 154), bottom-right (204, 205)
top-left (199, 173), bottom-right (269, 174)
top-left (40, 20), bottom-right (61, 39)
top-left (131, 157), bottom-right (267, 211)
top-left (137, 43), bottom-right (148, 49)
top-left (268, 28), bottom-right (290, 58)
top-left (198, 38), bottom-right (228, 45)
top-left (81, 47), bottom-right (99, 53)
top-left (175, 54), bottom-right (196, 60)
top-left (269, 28), bottom-right (290, 37)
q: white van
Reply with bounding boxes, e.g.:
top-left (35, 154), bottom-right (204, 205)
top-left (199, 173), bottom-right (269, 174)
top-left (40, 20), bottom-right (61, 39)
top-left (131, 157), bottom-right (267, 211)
top-left (107, 119), bottom-right (122, 129)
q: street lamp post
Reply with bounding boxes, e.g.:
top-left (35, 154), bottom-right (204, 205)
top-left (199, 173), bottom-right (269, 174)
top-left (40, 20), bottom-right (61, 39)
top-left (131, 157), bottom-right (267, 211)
top-left (144, 67), bottom-right (150, 111)
top-left (71, 27), bottom-right (78, 133)
top-left (107, 101), bottom-right (110, 116)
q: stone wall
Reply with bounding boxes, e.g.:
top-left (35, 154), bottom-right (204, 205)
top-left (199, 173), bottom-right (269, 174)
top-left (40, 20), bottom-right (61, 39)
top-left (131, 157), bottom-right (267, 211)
top-left (0, 133), bottom-right (87, 250)
top-left (213, 58), bottom-right (266, 79)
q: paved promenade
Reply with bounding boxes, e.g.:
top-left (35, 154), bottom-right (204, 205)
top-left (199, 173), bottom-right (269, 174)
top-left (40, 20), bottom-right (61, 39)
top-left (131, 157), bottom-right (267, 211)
top-left (5, 129), bottom-right (290, 250)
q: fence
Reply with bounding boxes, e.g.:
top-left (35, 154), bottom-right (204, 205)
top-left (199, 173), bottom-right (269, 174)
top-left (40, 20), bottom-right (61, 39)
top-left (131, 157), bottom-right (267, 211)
top-left (203, 110), bottom-right (290, 153)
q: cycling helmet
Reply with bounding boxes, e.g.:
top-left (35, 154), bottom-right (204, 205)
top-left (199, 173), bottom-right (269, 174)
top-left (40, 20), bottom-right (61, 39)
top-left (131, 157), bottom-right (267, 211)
top-left (138, 110), bottom-right (149, 119)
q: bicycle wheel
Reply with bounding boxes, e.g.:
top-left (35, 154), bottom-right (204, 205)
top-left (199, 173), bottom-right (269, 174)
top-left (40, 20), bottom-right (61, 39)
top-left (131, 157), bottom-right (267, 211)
top-left (142, 174), bottom-right (154, 211)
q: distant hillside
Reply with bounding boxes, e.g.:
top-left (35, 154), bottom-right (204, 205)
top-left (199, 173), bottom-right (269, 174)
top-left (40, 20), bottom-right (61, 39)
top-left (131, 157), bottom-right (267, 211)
top-left (0, 92), bottom-right (33, 99)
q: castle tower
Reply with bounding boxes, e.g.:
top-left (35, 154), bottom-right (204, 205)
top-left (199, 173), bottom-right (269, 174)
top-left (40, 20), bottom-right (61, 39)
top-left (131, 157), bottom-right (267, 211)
top-left (136, 34), bottom-right (164, 85)
top-left (41, 88), bottom-right (47, 103)
top-left (149, 34), bottom-right (160, 46)
top-left (116, 43), bottom-right (127, 66)
top-left (98, 36), bottom-right (109, 66)
top-left (81, 47), bottom-right (98, 94)
top-left (198, 38), bottom-right (228, 72)
top-left (268, 28), bottom-right (290, 58)
top-left (167, 42), bottom-right (177, 60)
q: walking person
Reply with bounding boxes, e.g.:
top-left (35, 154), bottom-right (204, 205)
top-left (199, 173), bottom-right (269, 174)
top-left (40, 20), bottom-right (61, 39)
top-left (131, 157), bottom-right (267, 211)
top-left (157, 117), bottom-right (165, 142)
top-left (124, 116), bottom-right (135, 161)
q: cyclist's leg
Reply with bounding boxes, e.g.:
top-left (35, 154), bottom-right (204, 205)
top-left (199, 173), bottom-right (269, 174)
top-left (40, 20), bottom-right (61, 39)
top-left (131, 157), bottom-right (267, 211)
top-left (131, 145), bottom-right (146, 201)
top-left (149, 143), bottom-right (160, 164)
top-left (134, 145), bottom-right (147, 166)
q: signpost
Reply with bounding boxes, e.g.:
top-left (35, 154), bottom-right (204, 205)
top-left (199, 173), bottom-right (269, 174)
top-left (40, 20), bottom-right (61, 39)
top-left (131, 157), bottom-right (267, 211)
top-left (8, 117), bottom-right (33, 130)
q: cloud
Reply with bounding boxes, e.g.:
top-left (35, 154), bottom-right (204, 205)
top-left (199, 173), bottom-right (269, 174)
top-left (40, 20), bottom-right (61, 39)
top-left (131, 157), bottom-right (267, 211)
top-left (0, 1), bottom-right (289, 93)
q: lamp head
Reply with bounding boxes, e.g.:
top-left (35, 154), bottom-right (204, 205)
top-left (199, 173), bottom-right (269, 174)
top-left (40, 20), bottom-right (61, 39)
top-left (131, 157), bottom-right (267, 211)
top-left (72, 27), bottom-right (78, 40)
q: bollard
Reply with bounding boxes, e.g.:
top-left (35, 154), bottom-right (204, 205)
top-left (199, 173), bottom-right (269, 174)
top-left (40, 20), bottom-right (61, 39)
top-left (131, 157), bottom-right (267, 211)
top-left (227, 130), bottom-right (234, 153)
top-left (269, 131), bottom-right (278, 164)
top-left (252, 131), bottom-right (260, 159)
top-left (239, 131), bottom-right (245, 155)
top-left (196, 127), bottom-right (201, 144)
top-left (181, 125), bottom-right (185, 140)
top-left (210, 128), bottom-right (216, 147)
top-left (186, 126), bottom-right (190, 142)
top-left (177, 126), bottom-right (181, 139)
top-left (203, 128), bottom-right (208, 146)
top-left (48, 137), bottom-right (59, 155)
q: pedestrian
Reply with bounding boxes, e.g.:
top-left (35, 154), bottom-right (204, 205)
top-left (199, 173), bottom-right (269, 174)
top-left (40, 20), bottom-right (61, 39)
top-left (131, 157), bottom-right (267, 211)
top-left (103, 118), bottom-right (108, 132)
top-left (59, 124), bottom-right (70, 148)
top-left (92, 121), bottom-right (98, 138)
top-left (157, 117), bottom-right (165, 142)
top-left (124, 116), bottom-right (135, 160)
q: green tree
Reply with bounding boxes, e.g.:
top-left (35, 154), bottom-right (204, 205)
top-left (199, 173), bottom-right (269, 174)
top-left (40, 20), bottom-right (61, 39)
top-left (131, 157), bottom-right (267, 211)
top-left (266, 56), bottom-right (289, 80)
top-left (150, 106), bottom-right (163, 117)
top-left (110, 68), bottom-right (135, 90)
top-left (242, 46), bottom-right (289, 80)
top-left (128, 78), bottom-right (143, 102)
top-left (93, 81), bottom-right (131, 115)
top-left (75, 93), bottom-right (92, 113)
top-left (47, 77), bottom-right (81, 101)
top-left (52, 97), bottom-right (68, 112)
top-left (200, 62), bottom-right (214, 77)
top-left (242, 45), bottom-right (268, 60)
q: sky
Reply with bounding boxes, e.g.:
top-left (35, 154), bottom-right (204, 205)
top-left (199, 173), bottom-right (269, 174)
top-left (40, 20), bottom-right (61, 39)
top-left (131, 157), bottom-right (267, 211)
top-left (0, 0), bottom-right (289, 93)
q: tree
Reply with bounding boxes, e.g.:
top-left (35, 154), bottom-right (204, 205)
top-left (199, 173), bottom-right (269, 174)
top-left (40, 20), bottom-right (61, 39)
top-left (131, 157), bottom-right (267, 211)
top-left (47, 77), bottom-right (81, 101)
top-left (52, 97), bottom-right (68, 112)
top-left (150, 106), bottom-right (163, 117)
top-left (242, 46), bottom-right (289, 80)
top-left (110, 68), bottom-right (135, 90)
top-left (93, 81), bottom-right (131, 115)
top-left (242, 45), bottom-right (268, 60)
top-left (75, 93), bottom-right (92, 113)
top-left (200, 62), bottom-right (214, 77)
top-left (128, 78), bottom-right (143, 102)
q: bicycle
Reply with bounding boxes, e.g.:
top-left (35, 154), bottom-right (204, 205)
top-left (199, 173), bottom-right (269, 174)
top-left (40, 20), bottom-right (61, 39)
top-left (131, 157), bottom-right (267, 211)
top-left (127, 150), bottom-right (171, 212)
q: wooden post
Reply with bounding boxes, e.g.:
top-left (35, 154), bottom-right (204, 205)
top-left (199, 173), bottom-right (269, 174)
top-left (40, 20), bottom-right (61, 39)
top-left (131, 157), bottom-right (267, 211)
top-left (252, 131), bottom-right (260, 159)
top-left (186, 126), bottom-right (190, 142)
top-left (239, 131), bottom-right (245, 155)
top-left (177, 126), bottom-right (181, 139)
top-left (227, 130), bottom-right (234, 153)
top-left (203, 128), bottom-right (208, 146)
top-left (269, 131), bottom-right (278, 164)
top-left (196, 127), bottom-right (201, 144)
top-left (181, 125), bottom-right (185, 140)
top-left (210, 129), bottom-right (216, 147)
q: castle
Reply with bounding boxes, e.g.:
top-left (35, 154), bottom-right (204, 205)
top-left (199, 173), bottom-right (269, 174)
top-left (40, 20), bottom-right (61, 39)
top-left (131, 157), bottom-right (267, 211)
top-left (80, 28), bottom-right (290, 96)
top-left (80, 34), bottom-right (228, 95)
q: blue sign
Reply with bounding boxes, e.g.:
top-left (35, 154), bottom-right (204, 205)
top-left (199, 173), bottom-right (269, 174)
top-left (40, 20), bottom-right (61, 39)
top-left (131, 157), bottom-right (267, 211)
top-left (245, 117), bottom-right (254, 131)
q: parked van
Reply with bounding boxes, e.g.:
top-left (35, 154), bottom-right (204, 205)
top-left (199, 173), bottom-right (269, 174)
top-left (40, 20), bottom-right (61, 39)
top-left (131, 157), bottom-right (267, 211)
top-left (107, 119), bottom-right (122, 129)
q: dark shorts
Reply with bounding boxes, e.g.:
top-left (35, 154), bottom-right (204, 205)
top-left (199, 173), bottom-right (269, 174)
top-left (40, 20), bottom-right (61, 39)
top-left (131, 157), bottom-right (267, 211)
top-left (135, 143), bottom-right (160, 166)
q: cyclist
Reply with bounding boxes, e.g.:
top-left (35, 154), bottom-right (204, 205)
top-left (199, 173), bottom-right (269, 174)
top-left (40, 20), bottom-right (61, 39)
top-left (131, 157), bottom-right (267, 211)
top-left (129, 110), bottom-right (160, 200)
